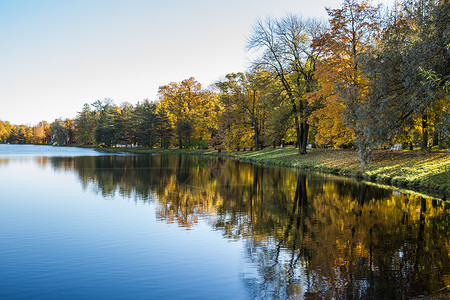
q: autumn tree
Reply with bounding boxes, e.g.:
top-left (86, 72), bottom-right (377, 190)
top-left (64, 119), bottom-right (75, 144)
top-left (7, 125), bottom-right (26, 143)
top-left (0, 121), bottom-right (12, 142)
top-left (32, 121), bottom-right (49, 144)
top-left (216, 70), bottom-right (269, 150)
top-left (42, 121), bottom-right (50, 143)
top-left (32, 124), bottom-right (45, 144)
top-left (247, 15), bottom-right (325, 154)
top-left (24, 126), bottom-right (34, 143)
top-left (313, 0), bottom-right (382, 164)
top-left (217, 105), bottom-right (250, 151)
top-left (194, 90), bottom-right (222, 149)
top-left (158, 77), bottom-right (213, 149)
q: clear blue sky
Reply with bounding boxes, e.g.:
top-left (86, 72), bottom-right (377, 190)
top-left (0, 0), bottom-right (394, 125)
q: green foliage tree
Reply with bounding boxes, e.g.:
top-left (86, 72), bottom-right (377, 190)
top-left (175, 119), bottom-right (193, 149)
top-left (64, 119), bottom-right (75, 144)
top-left (135, 100), bottom-right (159, 148)
top-left (75, 103), bottom-right (97, 145)
top-left (50, 119), bottom-right (68, 145)
top-left (114, 102), bottom-right (137, 147)
top-left (94, 99), bottom-right (119, 147)
top-left (156, 104), bottom-right (173, 149)
top-left (360, 0), bottom-right (449, 151)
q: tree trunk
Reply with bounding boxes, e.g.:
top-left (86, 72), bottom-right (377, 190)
top-left (433, 130), bottom-right (439, 147)
top-left (421, 114), bottom-right (428, 150)
top-left (253, 118), bottom-right (259, 151)
top-left (299, 121), bottom-right (309, 154)
top-left (281, 75), bottom-right (302, 155)
top-left (298, 92), bottom-right (308, 154)
top-left (294, 115), bottom-right (302, 155)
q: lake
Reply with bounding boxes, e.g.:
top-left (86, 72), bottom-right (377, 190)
top-left (0, 144), bottom-right (448, 299)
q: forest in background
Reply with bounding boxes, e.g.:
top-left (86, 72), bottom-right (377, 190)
top-left (1, 0), bottom-right (449, 165)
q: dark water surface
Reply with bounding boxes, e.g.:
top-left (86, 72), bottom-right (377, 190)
top-left (0, 144), bottom-right (448, 299)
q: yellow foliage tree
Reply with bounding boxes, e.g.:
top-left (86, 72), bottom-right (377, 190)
top-left (158, 77), bottom-right (219, 149)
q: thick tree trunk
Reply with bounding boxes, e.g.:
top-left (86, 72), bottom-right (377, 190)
top-left (299, 121), bottom-right (309, 154)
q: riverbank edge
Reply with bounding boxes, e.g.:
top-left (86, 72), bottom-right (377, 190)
top-left (95, 147), bottom-right (450, 198)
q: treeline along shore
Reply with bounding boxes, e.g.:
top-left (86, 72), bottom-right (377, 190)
top-left (0, 0), bottom-right (449, 194)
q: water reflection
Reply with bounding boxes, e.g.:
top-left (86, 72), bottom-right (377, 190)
top-left (43, 154), bottom-right (450, 298)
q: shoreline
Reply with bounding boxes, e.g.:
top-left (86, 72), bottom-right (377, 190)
top-left (96, 147), bottom-right (450, 198)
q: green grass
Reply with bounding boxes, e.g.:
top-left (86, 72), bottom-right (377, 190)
top-left (96, 147), bottom-right (450, 195)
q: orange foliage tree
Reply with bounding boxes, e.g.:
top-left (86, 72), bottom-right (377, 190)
top-left (311, 0), bottom-right (382, 163)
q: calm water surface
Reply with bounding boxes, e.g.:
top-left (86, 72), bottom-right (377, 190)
top-left (0, 144), bottom-right (448, 299)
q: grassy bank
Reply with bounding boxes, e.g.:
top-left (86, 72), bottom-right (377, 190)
top-left (97, 147), bottom-right (450, 196)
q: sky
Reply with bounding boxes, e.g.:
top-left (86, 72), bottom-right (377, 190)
top-left (1, 0), bottom-right (395, 125)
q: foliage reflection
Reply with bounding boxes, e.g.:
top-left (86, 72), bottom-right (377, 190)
top-left (48, 154), bottom-right (449, 298)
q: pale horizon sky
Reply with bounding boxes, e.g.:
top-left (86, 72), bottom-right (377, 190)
top-left (1, 0), bottom-right (395, 125)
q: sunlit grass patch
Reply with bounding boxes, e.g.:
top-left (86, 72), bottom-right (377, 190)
top-left (226, 149), bottom-right (449, 193)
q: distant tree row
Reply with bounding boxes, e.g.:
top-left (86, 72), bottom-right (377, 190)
top-left (1, 0), bottom-right (448, 165)
top-left (0, 120), bottom-right (51, 144)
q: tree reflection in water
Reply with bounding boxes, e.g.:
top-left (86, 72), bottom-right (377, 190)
top-left (48, 154), bottom-right (449, 299)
